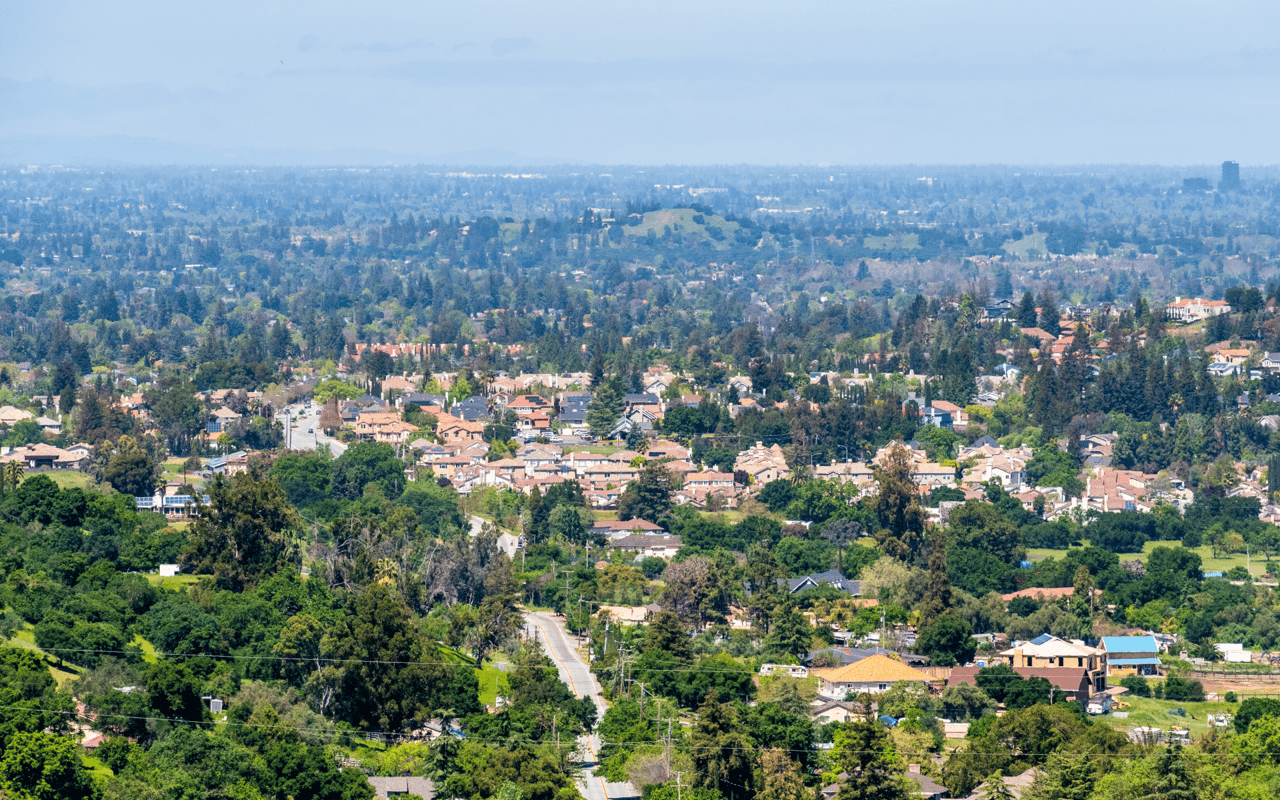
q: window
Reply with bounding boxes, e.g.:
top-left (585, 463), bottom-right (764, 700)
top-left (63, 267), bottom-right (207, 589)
top-left (878, 684), bottom-right (888, 692)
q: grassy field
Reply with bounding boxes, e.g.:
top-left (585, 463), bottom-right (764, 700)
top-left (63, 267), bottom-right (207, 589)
top-left (130, 634), bottom-right (159, 664)
top-left (81, 755), bottom-right (114, 783)
top-left (620, 208), bottom-right (740, 246)
top-left (4, 625), bottom-right (83, 687)
top-left (145, 573), bottom-right (202, 590)
top-left (1098, 695), bottom-right (1237, 738)
top-left (864, 233), bottom-right (920, 251)
top-left (1026, 540), bottom-right (1277, 581)
top-left (478, 666), bottom-right (511, 707)
top-left (42, 471), bottom-right (96, 490)
top-left (1002, 232), bottom-right (1048, 257)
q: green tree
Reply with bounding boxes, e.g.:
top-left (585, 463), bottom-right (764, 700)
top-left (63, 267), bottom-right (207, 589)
top-left (1016, 292), bottom-right (1038, 328)
top-left (759, 748), bottom-right (810, 800)
top-left (948, 501), bottom-right (1022, 564)
top-left (395, 480), bottom-right (466, 537)
top-left (322, 583), bottom-right (481, 731)
top-left (268, 452), bottom-right (333, 509)
top-left (0, 649), bottom-right (73, 755)
top-left (689, 692), bottom-right (754, 800)
top-left (1136, 745), bottom-right (1196, 800)
top-left (916, 614), bottom-right (975, 667)
top-left (643, 610), bottom-right (693, 664)
top-left (548, 504), bottom-right (593, 545)
top-left (974, 664), bottom-right (1017, 703)
top-left (587, 377), bottom-right (626, 439)
top-left (976, 772), bottom-right (1015, 800)
top-left (181, 467), bottom-right (301, 591)
top-left (764, 604), bottom-right (813, 661)
top-left (871, 443), bottom-right (927, 562)
top-left (146, 660), bottom-right (206, 724)
top-left (1234, 697), bottom-right (1280, 734)
top-left (101, 434), bottom-right (161, 497)
top-left (835, 711), bottom-right (912, 800)
top-left (917, 532), bottom-right (952, 627)
top-left (0, 732), bottom-right (96, 800)
top-left (332, 442), bottom-right (406, 500)
top-left (617, 462), bottom-right (674, 525)
top-left (939, 683), bottom-right (996, 721)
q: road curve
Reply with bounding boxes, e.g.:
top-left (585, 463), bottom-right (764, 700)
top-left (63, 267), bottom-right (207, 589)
top-left (526, 610), bottom-right (640, 800)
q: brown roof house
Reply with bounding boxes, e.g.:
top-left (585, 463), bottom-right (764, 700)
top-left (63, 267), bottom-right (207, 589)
top-left (948, 634), bottom-right (1106, 702)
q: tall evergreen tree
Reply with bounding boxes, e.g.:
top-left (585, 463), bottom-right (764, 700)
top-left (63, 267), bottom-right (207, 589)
top-left (836, 710), bottom-right (912, 800)
top-left (1016, 291), bottom-right (1038, 328)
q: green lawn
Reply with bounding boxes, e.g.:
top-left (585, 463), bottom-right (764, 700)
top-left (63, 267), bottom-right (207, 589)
top-left (1002, 232), bottom-right (1048, 258)
top-left (864, 233), bottom-right (919, 251)
top-left (145, 573), bottom-right (202, 590)
top-left (130, 634), bottom-right (159, 664)
top-left (618, 208), bottom-right (740, 247)
top-left (1027, 540), bottom-right (1276, 581)
top-left (42, 471), bottom-right (95, 490)
top-left (1098, 695), bottom-right (1237, 738)
top-left (4, 625), bottom-right (82, 687)
top-left (82, 754), bottom-right (114, 782)
top-left (478, 666), bottom-right (511, 707)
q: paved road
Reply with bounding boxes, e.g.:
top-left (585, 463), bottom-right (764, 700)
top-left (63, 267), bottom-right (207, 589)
top-left (526, 611), bottom-right (639, 800)
top-left (281, 401), bottom-right (347, 456)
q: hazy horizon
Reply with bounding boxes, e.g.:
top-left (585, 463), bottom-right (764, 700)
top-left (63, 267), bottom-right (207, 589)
top-left (3, 1), bottom-right (1278, 166)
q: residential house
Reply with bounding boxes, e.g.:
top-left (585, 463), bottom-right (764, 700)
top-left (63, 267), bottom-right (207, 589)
top-left (204, 450), bottom-right (250, 475)
top-left (930, 400), bottom-right (968, 427)
top-left (354, 411), bottom-right (417, 444)
top-left (782, 569), bottom-right (861, 596)
top-left (807, 646), bottom-right (931, 668)
top-left (1099, 635), bottom-right (1161, 677)
top-left (380, 376), bottom-right (419, 398)
top-left (607, 533), bottom-right (682, 559)
top-left (963, 769), bottom-right (1041, 800)
top-left (592, 518), bottom-right (667, 540)
top-left (920, 406), bottom-right (953, 429)
top-left (451, 396), bottom-right (491, 422)
top-left (812, 654), bottom-right (941, 699)
top-left (437, 416), bottom-right (485, 442)
top-left (1214, 348), bottom-right (1252, 366)
top-left (1261, 353), bottom-right (1280, 373)
top-left (810, 700), bottom-right (860, 724)
top-left (912, 461), bottom-right (956, 488)
top-left (735, 441), bottom-right (790, 484)
top-left (759, 664), bottom-right (810, 678)
top-left (684, 471), bottom-right (735, 489)
top-left (367, 776), bottom-right (434, 799)
top-left (646, 440), bottom-right (691, 461)
top-left (949, 634), bottom-right (1106, 702)
top-left (1165, 296), bottom-right (1230, 322)
top-left (0, 443), bottom-right (90, 470)
top-left (814, 461), bottom-right (876, 494)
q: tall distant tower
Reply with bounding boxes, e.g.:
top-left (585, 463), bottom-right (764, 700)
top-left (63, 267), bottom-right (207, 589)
top-left (1221, 161), bottom-right (1241, 192)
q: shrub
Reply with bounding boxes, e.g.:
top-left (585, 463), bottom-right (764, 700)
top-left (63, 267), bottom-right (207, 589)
top-left (1118, 674), bottom-right (1151, 698)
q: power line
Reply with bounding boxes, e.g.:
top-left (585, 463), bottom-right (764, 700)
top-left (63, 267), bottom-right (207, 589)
top-left (20, 643), bottom-right (1154, 682)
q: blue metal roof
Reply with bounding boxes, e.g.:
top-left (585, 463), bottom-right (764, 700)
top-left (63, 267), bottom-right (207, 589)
top-left (1100, 635), bottom-right (1159, 652)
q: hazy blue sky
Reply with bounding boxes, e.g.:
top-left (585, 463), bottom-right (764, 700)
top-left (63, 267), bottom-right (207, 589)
top-left (2, 1), bottom-right (1278, 164)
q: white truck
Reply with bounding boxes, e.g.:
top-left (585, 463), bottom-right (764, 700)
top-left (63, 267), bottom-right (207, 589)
top-left (1087, 694), bottom-right (1113, 715)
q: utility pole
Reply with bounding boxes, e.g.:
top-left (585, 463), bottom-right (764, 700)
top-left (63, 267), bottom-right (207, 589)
top-left (674, 771), bottom-right (683, 800)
